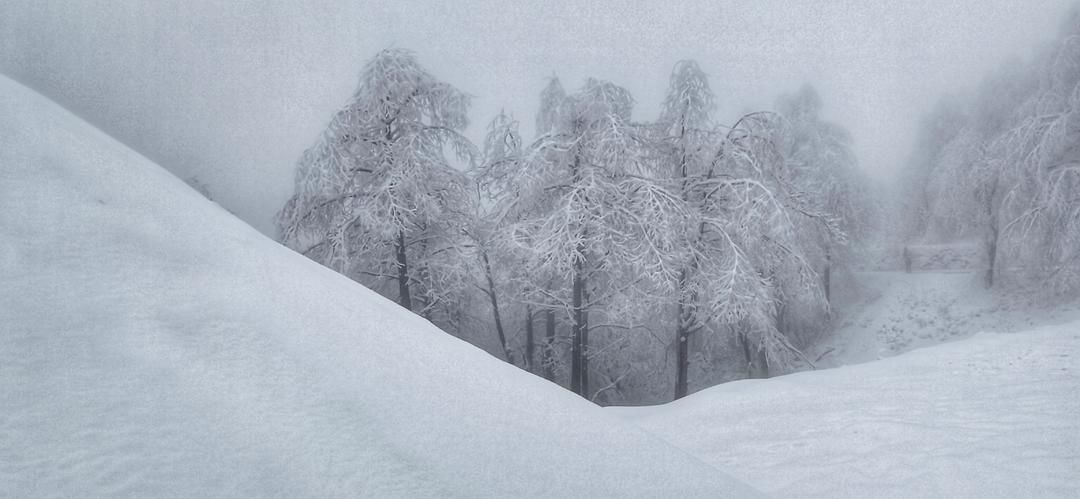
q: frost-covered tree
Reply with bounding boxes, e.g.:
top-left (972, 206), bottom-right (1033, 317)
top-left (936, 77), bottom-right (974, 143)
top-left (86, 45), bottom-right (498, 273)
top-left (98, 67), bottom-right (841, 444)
top-left (276, 49), bottom-right (476, 319)
top-left (995, 27), bottom-right (1080, 293)
top-left (466, 110), bottom-right (526, 363)
top-left (494, 78), bottom-right (682, 398)
top-left (657, 62), bottom-right (822, 399)
top-left (475, 83), bottom-right (572, 381)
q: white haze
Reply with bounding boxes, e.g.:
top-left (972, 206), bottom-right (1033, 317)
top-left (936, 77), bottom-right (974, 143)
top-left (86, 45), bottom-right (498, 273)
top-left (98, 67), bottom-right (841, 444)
top-left (1, 0), bottom-right (1073, 235)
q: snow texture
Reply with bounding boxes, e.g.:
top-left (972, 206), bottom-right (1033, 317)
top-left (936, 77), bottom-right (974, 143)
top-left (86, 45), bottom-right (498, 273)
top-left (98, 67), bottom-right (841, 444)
top-left (614, 324), bottom-right (1080, 497)
top-left (0, 75), bottom-right (759, 497)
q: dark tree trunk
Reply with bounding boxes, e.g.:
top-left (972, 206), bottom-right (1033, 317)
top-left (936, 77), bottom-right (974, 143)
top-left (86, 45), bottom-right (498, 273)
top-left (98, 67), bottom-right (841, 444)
top-left (986, 225), bottom-right (998, 288)
top-left (581, 285), bottom-right (590, 398)
top-left (674, 311), bottom-right (690, 400)
top-left (524, 305), bottom-right (535, 372)
top-left (739, 331), bottom-right (753, 378)
top-left (570, 255), bottom-right (588, 397)
top-left (395, 230), bottom-right (412, 311)
top-left (543, 309), bottom-right (556, 381)
top-left (985, 179), bottom-right (1000, 288)
top-left (481, 251), bottom-right (510, 362)
top-left (674, 270), bottom-right (692, 400)
top-left (754, 347), bottom-right (769, 379)
top-left (823, 248), bottom-right (832, 304)
top-left (739, 330), bottom-right (769, 379)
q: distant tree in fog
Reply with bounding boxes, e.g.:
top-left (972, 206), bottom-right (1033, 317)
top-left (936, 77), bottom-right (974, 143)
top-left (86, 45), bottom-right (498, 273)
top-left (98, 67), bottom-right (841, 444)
top-left (776, 84), bottom-right (867, 303)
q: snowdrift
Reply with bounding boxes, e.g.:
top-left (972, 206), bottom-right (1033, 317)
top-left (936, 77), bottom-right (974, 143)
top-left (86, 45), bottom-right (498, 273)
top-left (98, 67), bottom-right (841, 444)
top-left (0, 75), bottom-right (758, 497)
top-left (614, 325), bottom-right (1080, 497)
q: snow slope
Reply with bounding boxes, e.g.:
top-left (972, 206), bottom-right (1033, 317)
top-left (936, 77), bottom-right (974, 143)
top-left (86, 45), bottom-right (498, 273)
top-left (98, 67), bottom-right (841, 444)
top-left (817, 270), bottom-right (1080, 367)
top-left (0, 75), bottom-right (759, 497)
top-left (614, 324), bottom-right (1080, 497)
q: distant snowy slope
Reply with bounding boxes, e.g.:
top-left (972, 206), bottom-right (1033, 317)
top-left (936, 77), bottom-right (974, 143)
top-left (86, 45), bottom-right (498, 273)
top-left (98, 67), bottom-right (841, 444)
top-left (0, 75), bottom-right (758, 497)
top-left (613, 325), bottom-right (1080, 497)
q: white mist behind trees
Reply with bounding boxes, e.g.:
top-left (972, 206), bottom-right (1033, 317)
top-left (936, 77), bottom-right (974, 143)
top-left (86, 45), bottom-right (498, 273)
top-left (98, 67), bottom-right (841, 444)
top-left (278, 49), bottom-right (870, 403)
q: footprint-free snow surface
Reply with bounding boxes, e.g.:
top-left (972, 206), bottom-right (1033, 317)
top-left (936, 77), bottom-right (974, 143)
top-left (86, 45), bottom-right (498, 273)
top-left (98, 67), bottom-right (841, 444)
top-left (0, 76), bottom-right (759, 497)
top-left (614, 325), bottom-right (1080, 497)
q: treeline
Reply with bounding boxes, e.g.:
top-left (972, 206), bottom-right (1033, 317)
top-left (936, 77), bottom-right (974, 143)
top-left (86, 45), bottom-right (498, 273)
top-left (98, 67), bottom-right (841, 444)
top-left (276, 49), bottom-right (870, 403)
top-left (900, 12), bottom-right (1080, 294)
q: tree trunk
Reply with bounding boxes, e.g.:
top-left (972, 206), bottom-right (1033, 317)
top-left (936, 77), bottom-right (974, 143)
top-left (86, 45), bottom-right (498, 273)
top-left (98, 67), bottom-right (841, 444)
top-left (674, 270), bottom-right (692, 400)
top-left (524, 305), bottom-right (535, 372)
top-left (739, 330), bottom-right (769, 379)
top-left (581, 285), bottom-right (590, 398)
top-left (754, 347), bottom-right (769, 379)
top-left (480, 251), bottom-right (510, 362)
top-left (986, 225), bottom-right (998, 288)
top-left (674, 306), bottom-right (690, 400)
top-left (823, 247), bottom-right (832, 304)
top-left (739, 331), bottom-right (753, 378)
top-left (543, 309), bottom-right (556, 381)
top-left (985, 179), bottom-right (1000, 289)
top-left (395, 230), bottom-right (412, 311)
top-left (570, 255), bottom-right (588, 397)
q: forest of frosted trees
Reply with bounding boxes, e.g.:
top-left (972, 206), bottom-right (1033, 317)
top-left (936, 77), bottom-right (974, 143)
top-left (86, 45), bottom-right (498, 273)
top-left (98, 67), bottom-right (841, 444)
top-left (275, 49), bottom-right (870, 403)
top-left (277, 14), bottom-right (1080, 404)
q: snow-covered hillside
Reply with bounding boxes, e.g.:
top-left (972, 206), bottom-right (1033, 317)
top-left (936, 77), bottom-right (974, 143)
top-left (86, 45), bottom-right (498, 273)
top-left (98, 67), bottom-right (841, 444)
top-left (614, 325), bottom-right (1080, 497)
top-left (817, 270), bottom-right (1080, 367)
top-left (0, 76), bottom-right (758, 496)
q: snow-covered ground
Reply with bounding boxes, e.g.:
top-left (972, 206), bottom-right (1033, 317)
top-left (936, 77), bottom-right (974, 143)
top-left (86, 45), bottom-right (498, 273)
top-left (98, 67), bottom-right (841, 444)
top-left (614, 325), bottom-right (1080, 497)
top-left (0, 76), bottom-right (758, 496)
top-left (817, 270), bottom-right (1080, 367)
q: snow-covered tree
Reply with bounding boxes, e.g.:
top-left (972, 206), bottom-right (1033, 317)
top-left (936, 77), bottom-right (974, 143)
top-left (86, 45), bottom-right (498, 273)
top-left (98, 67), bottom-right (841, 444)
top-left (466, 110), bottom-right (525, 363)
top-left (276, 49), bottom-right (476, 319)
top-left (995, 27), bottom-right (1080, 293)
top-left (475, 83), bottom-right (573, 381)
top-left (493, 78), bottom-right (683, 398)
top-left (657, 62), bottom-right (823, 399)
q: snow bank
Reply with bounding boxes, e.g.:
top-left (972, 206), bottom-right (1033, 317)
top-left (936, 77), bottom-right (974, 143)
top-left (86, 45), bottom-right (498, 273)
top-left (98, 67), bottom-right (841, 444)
top-left (614, 325), bottom-right (1080, 497)
top-left (0, 75), bottom-right (758, 497)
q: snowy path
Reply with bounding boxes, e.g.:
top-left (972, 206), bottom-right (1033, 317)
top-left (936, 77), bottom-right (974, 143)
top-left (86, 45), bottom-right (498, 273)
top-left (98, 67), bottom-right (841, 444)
top-left (614, 325), bottom-right (1080, 497)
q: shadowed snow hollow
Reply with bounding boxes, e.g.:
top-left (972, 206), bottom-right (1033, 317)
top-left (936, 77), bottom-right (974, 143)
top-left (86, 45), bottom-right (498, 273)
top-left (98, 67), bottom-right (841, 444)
top-left (0, 75), bottom-right (758, 497)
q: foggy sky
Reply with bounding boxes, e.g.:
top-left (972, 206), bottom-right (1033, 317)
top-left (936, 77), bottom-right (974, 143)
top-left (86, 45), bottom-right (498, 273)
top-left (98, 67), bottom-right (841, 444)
top-left (1, 0), bottom-right (1074, 235)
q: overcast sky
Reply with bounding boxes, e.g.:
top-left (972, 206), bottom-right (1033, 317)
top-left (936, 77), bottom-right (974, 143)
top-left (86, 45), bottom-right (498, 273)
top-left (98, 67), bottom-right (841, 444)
top-left (1, 1), bottom-right (1074, 235)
